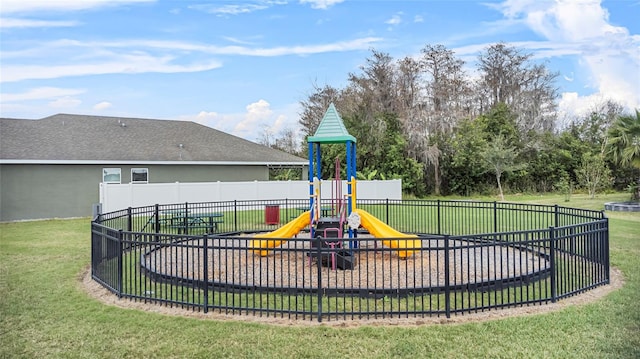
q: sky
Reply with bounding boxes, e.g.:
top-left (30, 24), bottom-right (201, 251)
top-left (1, 0), bottom-right (639, 143)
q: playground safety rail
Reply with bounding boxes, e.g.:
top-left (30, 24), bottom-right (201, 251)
top-left (91, 199), bottom-right (609, 322)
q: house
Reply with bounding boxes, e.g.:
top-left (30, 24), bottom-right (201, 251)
top-left (0, 114), bottom-right (307, 221)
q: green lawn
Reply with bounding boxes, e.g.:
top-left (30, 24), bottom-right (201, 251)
top-left (1, 193), bottom-right (639, 358)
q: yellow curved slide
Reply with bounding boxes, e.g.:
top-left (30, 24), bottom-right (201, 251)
top-left (251, 211), bottom-right (311, 256)
top-left (354, 209), bottom-right (420, 258)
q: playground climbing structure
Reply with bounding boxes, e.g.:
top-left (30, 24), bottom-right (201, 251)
top-left (251, 103), bottom-right (420, 262)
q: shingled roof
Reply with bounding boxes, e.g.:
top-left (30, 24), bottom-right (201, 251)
top-left (0, 114), bottom-right (306, 165)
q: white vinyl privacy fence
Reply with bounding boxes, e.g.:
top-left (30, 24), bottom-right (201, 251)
top-left (99, 180), bottom-right (402, 213)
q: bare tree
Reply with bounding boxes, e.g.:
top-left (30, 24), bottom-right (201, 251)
top-left (420, 44), bottom-right (471, 134)
top-left (395, 55), bottom-right (426, 161)
top-left (348, 49), bottom-right (399, 115)
top-left (298, 83), bottom-right (341, 135)
top-left (478, 43), bottom-right (530, 107)
top-left (418, 44), bottom-right (472, 194)
top-left (343, 50), bottom-right (400, 164)
top-left (477, 43), bottom-right (559, 133)
top-left (257, 124), bottom-right (274, 147)
top-left (273, 127), bottom-right (302, 156)
top-left (395, 56), bottom-right (423, 126)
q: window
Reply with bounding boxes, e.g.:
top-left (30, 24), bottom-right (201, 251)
top-left (131, 168), bottom-right (148, 183)
top-left (102, 168), bottom-right (121, 183)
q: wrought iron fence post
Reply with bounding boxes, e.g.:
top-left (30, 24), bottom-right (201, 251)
top-left (127, 207), bottom-right (132, 232)
top-left (285, 198), bottom-right (289, 223)
top-left (385, 198), bottom-right (390, 224)
top-left (203, 234), bottom-right (209, 313)
top-left (117, 229), bottom-right (123, 298)
top-left (437, 200), bottom-right (441, 235)
top-left (554, 204), bottom-right (559, 228)
top-left (444, 235), bottom-right (451, 318)
top-left (154, 204), bottom-right (160, 237)
top-left (316, 237), bottom-right (323, 323)
top-left (184, 202), bottom-right (189, 235)
top-left (90, 223), bottom-right (96, 277)
top-left (549, 226), bottom-right (557, 303)
top-left (234, 200), bottom-right (238, 232)
top-left (493, 201), bottom-right (498, 233)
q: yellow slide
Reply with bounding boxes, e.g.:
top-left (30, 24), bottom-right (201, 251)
top-left (354, 209), bottom-right (420, 258)
top-left (251, 211), bottom-right (311, 256)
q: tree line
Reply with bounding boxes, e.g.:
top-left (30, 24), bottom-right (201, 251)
top-left (262, 43), bottom-right (640, 199)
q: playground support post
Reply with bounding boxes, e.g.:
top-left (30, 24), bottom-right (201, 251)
top-left (308, 142), bottom-right (323, 210)
top-left (346, 141), bottom-right (353, 216)
top-left (308, 142), bottom-right (314, 211)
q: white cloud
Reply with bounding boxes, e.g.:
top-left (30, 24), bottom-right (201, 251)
top-left (48, 96), bottom-right (81, 109)
top-left (177, 101), bottom-right (302, 142)
top-left (0, 18), bottom-right (80, 28)
top-left (386, 13), bottom-right (403, 26)
top-left (557, 91), bottom-right (623, 127)
top-left (1, 56), bottom-right (223, 83)
top-left (221, 36), bottom-right (259, 45)
top-left (0, 87), bottom-right (86, 102)
top-left (270, 114), bottom-right (289, 135)
top-left (191, 111), bottom-right (219, 122)
top-left (233, 99), bottom-right (274, 138)
top-left (189, 3), bottom-right (270, 15)
top-left (0, 87), bottom-right (86, 118)
top-left (0, 36), bottom-right (380, 83)
top-left (414, 15), bottom-right (424, 23)
top-left (234, 101), bottom-right (302, 141)
top-left (177, 110), bottom-right (245, 138)
top-left (489, 0), bottom-right (640, 114)
top-left (0, 0), bottom-right (154, 14)
top-left (299, 0), bottom-right (345, 10)
top-left (558, 92), bottom-right (589, 118)
top-left (93, 101), bottom-right (112, 110)
top-left (247, 99), bottom-right (274, 119)
top-left (131, 37), bottom-right (382, 56)
top-left (515, 0), bottom-right (625, 42)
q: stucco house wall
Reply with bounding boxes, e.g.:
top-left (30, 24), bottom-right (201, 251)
top-left (0, 164), bottom-right (270, 221)
top-left (0, 114), bottom-right (307, 221)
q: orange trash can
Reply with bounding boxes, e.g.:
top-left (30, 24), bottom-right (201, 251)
top-left (265, 205), bottom-right (280, 225)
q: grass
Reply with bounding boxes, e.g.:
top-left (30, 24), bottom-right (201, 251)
top-left (1, 193), bottom-right (639, 358)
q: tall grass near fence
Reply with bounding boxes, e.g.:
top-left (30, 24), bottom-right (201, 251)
top-left (1, 193), bottom-right (638, 358)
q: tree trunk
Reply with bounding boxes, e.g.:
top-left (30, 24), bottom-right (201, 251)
top-left (496, 174), bottom-right (505, 201)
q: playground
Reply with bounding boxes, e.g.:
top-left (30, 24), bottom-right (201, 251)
top-left (91, 104), bottom-right (610, 322)
top-left (142, 231), bottom-right (548, 293)
top-left (248, 103), bottom-right (422, 265)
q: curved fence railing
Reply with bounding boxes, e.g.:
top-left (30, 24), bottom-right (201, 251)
top-left (91, 199), bottom-right (609, 322)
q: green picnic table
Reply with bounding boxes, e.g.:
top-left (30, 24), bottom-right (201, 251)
top-left (167, 212), bottom-right (224, 234)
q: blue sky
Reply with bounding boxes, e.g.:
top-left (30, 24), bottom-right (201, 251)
top-left (1, 0), bottom-right (639, 142)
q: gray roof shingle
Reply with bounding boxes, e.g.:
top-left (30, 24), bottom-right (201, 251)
top-left (0, 114), bottom-right (306, 164)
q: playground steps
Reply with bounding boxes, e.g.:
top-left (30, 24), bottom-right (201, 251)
top-left (309, 216), bottom-right (355, 270)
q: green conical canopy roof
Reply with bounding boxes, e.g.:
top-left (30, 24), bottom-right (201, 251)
top-left (307, 103), bottom-right (356, 143)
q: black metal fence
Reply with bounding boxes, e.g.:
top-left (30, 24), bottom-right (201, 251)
top-left (91, 199), bottom-right (609, 322)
